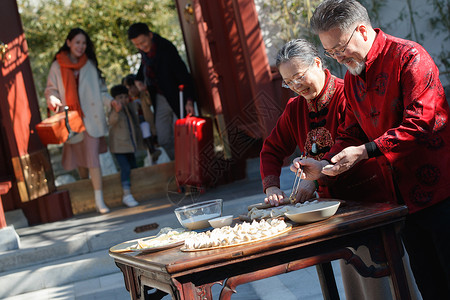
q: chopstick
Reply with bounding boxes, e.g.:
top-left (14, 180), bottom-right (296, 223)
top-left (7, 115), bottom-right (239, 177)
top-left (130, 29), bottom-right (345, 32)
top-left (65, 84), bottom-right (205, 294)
top-left (288, 154), bottom-right (306, 203)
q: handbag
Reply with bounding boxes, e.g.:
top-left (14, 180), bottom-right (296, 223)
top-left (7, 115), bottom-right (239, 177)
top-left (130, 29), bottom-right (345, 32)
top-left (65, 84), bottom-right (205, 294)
top-left (35, 106), bottom-right (85, 145)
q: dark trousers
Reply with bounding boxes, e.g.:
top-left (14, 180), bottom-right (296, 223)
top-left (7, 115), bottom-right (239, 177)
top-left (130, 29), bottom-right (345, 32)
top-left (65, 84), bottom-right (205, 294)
top-left (402, 198), bottom-right (450, 299)
top-left (114, 153), bottom-right (137, 190)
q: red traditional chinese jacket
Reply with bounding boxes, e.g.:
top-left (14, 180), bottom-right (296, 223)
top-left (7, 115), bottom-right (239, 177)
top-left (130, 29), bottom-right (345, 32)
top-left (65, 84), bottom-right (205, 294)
top-left (323, 29), bottom-right (450, 213)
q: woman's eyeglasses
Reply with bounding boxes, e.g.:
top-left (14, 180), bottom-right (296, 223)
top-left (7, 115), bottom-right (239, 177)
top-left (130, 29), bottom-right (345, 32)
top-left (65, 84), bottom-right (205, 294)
top-left (281, 66), bottom-right (311, 89)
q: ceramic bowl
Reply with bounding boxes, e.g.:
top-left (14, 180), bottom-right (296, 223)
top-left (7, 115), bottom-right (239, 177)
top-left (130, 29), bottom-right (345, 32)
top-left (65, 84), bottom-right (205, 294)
top-left (208, 215), bottom-right (234, 228)
top-left (174, 199), bottom-right (223, 230)
top-left (284, 201), bottom-right (340, 224)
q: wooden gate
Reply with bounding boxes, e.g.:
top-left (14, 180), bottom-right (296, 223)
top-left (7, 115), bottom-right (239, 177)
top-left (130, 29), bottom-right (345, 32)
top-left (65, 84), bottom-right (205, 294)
top-left (174, 0), bottom-right (283, 182)
top-left (0, 0), bottom-right (72, 225)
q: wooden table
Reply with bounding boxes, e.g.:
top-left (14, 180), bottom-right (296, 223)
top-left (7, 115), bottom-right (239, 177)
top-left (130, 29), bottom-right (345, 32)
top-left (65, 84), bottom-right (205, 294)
top-left (110, 201), bottom-right (411, 299)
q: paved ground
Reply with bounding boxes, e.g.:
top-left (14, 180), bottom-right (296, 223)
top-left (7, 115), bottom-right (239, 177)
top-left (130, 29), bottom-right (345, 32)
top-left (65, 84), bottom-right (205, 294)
top-left (4, 262), bottom-right (344, 300)
top-left (2, 159), bottom-right (348, 299)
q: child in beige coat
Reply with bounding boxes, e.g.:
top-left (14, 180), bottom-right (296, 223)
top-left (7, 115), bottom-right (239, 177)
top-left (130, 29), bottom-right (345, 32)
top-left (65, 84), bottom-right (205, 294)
top-left (122, 74), bottom-right (161, 162)
top-left (108, 85), bottom-right (144, 207)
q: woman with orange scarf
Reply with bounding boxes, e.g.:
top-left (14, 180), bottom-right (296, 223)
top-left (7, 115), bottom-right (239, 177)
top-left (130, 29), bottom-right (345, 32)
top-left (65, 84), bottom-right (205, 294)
top-left (45, 28), bottom-right (117, 214)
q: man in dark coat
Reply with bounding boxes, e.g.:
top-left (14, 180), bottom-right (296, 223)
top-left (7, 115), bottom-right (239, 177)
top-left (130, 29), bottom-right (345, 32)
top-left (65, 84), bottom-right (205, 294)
top-left (128, 23), bottom-right (195, 160)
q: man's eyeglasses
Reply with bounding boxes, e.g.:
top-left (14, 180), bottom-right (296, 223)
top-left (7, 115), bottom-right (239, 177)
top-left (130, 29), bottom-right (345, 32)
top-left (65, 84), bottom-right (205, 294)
top-left (324, 26), bottom-right (358, 58)
top-left (281, 66), bottom-right (311, 89)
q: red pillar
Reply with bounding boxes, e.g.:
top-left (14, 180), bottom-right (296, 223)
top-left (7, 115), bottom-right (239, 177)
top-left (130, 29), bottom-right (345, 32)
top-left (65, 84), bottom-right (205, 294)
top-left (0, 182), bottom-right (11, 228)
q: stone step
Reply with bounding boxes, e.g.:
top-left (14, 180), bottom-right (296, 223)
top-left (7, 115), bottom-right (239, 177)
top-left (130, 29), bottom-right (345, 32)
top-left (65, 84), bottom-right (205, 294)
top-left (2, 272), bottom-right (130, 300)
top-left (0, 203), bottom-right (178, 274)
top-left (0, 249), bottom-right (118, 298)
top-left (59, 162), bottom-right (176, 215)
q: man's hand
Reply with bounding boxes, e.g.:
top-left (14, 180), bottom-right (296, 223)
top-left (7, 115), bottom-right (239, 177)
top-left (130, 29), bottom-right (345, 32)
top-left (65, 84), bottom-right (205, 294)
top-left (264, 186), bottom-right (288, 207)
top-left (290, 157), bottom-right (328, 181)
top-left (322, 145), bottom-right (368, 176)
top-left (185, 100), bottom-right (195, 115)
top-left (135, 80), bottom-right (147, 92)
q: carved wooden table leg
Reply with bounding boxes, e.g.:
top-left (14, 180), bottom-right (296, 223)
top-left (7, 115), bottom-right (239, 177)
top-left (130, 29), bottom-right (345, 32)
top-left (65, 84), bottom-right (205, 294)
top-left (316, 262), bottom-right (340, 300)
top-left (143, 286), bottom-right (168, 300)
top-left (139, 276), bottom-right (179, 300)
top-left (180, 281), bottom-right (216, 300)
top-left (382, 225), bottom-right (411, 299)
top-left (220, 264), bottom-right (288, 299)
top-left (219, 247), bottom-right (382, 300)
top-left (116, 262), bottom-right (140, 299)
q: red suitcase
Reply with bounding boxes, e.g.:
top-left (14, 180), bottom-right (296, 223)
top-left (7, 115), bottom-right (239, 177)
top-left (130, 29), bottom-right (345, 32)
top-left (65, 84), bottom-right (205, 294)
top-left (174, 115), bottom-right (214, 189)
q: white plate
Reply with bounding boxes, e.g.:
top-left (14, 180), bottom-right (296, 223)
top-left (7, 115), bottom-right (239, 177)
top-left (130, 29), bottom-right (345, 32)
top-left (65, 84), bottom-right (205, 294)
top-left (284, 201), bottom-right (340, 224)
top-left (109, 231), bottom-right (191, 253)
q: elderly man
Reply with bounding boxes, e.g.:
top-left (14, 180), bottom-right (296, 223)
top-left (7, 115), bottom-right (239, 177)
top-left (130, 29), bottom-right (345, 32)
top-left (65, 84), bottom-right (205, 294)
top-left (293, 0), bottom-right (450, 298)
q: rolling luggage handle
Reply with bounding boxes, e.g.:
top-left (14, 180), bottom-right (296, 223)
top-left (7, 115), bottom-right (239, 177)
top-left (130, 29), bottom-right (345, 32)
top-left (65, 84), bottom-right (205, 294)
top-left (179, 84), bottom-right (184, 119)
top-left (179, 84), bottom-right (199, 118)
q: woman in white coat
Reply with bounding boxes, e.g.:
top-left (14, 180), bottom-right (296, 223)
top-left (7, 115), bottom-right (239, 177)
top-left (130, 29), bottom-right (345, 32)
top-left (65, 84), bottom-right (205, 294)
top-left (45, 28), bottom-right (116, 213)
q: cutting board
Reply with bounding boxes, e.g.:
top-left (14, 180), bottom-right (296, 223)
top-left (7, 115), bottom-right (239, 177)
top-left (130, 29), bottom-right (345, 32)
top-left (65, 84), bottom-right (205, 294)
top-left (241, 198), bottom-right (345, 222)
top-left (247, 198), bottom-right (346, 211)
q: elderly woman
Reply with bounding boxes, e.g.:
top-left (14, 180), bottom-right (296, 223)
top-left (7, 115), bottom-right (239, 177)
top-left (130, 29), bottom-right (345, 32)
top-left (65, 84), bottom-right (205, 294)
top-left (261, 39), bottom-right (346, 205)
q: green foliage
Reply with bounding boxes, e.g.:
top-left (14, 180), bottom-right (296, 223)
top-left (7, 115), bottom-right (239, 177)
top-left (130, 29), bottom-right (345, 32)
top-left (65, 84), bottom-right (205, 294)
top-left (427, 0), bottom-right (450, 78)
top-left (18, 0), bottom-right (183, 113)
top-left (375, 0), bottom-right (449, 82)
top-left (261, 0), bottom-right (320, 42)
top-left (359, 0), bottom-right (387, 28)
top-left (258, 0), bottom-right (345, 77)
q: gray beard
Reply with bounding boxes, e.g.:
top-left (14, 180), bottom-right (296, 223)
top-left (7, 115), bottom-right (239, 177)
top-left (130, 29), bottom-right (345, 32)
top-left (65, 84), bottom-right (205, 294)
top-left (345, 59), bottom-right (366, 75)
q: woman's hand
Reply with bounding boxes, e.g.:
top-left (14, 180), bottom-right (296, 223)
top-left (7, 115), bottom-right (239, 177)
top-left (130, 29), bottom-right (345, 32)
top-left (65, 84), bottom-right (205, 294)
top-left (47, 95), bottom-right (63, 112)
top-left (264, 186), bottom-right (287, 207)
top-left (293, 180), bottom-right (317, 203)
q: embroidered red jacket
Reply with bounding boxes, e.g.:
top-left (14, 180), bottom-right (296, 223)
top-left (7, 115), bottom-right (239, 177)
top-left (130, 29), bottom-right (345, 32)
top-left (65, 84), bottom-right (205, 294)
top-left (323, 29), bottom-right (450, 213)
top-left (260, 70), bottom-right (345, 192)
